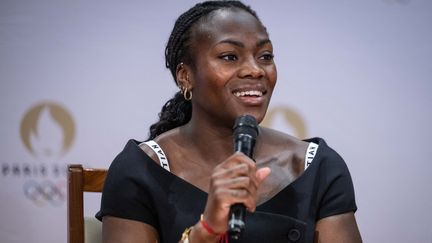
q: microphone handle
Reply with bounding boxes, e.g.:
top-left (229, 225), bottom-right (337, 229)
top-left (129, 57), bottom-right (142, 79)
top-left (228, 134), bottom-right (255, 239)
top-left (228, 203), bottom-right (246, 239)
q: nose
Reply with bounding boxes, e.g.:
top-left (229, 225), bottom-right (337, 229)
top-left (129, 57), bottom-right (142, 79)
top-left (238, 57), bottom-right (265, 79)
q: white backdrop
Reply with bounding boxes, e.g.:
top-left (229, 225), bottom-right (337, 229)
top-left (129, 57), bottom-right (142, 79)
top-left (1, 0), bottom-right (431, 242)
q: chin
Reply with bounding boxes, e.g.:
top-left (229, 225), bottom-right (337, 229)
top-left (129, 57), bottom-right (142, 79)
top-left (236, 110), bottom-right (267, 124)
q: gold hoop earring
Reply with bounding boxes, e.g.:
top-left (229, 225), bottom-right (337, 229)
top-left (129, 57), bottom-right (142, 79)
top-left (183, 88), bottom-right (192, 101)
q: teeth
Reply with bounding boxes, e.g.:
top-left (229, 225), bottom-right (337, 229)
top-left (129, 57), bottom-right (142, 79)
top-left (234, 90), bottom-right (263, 97)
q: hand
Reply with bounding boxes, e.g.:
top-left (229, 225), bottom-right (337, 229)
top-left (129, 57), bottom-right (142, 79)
top-left (201, 152), bottom-right (271, 235)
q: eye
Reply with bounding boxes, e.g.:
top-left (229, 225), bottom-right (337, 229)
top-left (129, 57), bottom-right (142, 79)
top-left (260, 53), bottom-right (274, 61)
top-left (219, 54), bottom-right (238, 62)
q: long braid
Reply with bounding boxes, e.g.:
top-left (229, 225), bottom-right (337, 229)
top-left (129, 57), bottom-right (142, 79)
top-left (148, 1), bottom-right (261, 140)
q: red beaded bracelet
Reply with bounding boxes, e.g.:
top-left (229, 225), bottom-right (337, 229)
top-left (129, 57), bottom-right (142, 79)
top-left (200, 214), bottom-right (228, 243)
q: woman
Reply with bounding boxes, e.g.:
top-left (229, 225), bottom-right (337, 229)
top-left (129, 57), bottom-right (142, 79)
top-left (97, 1), bottom-right (362, 242)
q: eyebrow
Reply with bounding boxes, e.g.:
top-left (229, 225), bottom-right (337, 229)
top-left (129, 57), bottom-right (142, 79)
top-left (257, 39), bottom-right (272, 47)
top-left (217, 38), bottom-right (272, 48)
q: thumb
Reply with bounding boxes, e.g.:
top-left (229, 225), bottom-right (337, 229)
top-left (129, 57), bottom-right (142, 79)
top-left (255, 167), bottom-right (271, 185)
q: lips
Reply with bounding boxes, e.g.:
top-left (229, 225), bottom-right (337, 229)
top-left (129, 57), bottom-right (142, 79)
top-left (233, 90), bottom-right (263, 97)
top-left (231, 87), bottom-right (267, 106)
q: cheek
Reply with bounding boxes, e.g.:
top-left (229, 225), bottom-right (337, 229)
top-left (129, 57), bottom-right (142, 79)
top-left (267, 65), bottom-right (277, 89)
top-left (193, 67), bottom-right (226, 100)
top-left (209, 61), bottom-right (234, 78)
top-left (201, 64), bottom-right (233, 89)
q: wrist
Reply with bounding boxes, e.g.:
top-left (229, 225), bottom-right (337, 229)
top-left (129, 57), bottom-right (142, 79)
top-left (189, 222), bottom-right (221, 243)
top-left (181, 214), bottom-right (228, 243)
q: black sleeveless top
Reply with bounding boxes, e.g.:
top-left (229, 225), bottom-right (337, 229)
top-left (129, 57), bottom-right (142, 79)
top-left (96, 137), bottom-right (357, 243)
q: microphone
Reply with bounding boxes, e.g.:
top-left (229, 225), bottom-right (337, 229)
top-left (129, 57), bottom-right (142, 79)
top-left (228, 115), bottom-right (259, 239)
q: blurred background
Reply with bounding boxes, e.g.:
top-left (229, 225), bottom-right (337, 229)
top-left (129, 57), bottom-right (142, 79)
top-left (1, 0), bottom-right (431, 242)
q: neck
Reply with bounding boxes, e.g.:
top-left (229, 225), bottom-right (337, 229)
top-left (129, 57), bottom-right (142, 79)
top-left (180, 114), bottom-right (235, 165)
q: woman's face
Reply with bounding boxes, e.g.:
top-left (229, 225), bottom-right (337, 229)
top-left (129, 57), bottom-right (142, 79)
top-left (188, 8), bottom-right (277, 127)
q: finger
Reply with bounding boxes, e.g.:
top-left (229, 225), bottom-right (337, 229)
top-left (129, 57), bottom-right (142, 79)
top-left (225, 188), bottom-right (256, 212)
top-left (255, 167), bottom-right (271, 185)
top-left (228, 188), bottom-right (249, 199)
top-left (209, 188), bottom-right (249, 210)
top-left (213, 162), bottom-right (253, 180)
top-left (222, 178), bottom-right (259, 202)
top-left (220, 152), bottom-right (256, 169)
top-left (237, 169), bottom-right (270, 211)
top-left (214, 176), bottom-right (251, 189)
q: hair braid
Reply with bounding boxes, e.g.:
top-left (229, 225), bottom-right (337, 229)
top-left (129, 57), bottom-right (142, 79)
top-left (148, 1), bottom-right (261, 140)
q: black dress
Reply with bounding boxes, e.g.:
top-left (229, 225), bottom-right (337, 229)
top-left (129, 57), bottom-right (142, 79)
top-left (96, 138), bottom-right (357, 243)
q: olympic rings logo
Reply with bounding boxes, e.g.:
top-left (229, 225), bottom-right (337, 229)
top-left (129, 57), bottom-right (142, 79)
top-left (23, 179), bottom-right (66, 207)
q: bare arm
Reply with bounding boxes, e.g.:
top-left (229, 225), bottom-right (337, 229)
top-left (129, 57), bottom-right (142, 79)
top-left (314, 212), bottom-right (362, 243)
top-left (102, 216), bottom-right (159, 243)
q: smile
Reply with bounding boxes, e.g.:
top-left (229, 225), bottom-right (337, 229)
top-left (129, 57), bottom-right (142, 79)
top-left (233, 90), bottom-right (264, 97)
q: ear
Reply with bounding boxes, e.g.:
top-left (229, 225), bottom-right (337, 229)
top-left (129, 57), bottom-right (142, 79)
top-left (176, 63), bottom-right (192, 90)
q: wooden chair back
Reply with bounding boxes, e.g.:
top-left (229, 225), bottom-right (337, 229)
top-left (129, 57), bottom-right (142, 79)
top-left (68, 164), bottom-right (107, 243)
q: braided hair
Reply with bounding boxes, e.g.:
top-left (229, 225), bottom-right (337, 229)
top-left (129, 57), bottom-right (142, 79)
top-left (148, 1), bottom-right (261, 140)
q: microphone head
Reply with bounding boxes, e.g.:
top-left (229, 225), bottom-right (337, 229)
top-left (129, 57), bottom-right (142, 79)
top-left (233, 115), bottom-right (259, 138)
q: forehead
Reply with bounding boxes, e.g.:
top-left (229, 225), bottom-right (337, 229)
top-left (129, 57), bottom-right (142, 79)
top-left (193, 8), bottom-right (269, 45)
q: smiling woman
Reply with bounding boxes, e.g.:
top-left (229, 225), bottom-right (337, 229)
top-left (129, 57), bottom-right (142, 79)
top-left (96, 1), bottom-right (362, 243)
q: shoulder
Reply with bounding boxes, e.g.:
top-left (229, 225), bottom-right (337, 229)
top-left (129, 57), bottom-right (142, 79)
top-left (140, 128), bottom-right (183, 166)
top-left (258, 127), bottom-right (309, 157)
top-left (256, 127), bottom-right (310, 175)
top-left (138, 140), bottom-right (162, 166)
top-left (304, 137), bottom-right (348, 169)
top-left (104, 139), bottom-right (171, 195)
top-left (258, 126), bottom-right (309, 151)
top-left (107, 139), bottom-right (156, 178)
top-left (110, 139), bottom-right (145, 166)
top-left (302, 139), bottom-right (358, 219)
top-left (98, 139), bottom-right (161, 227)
